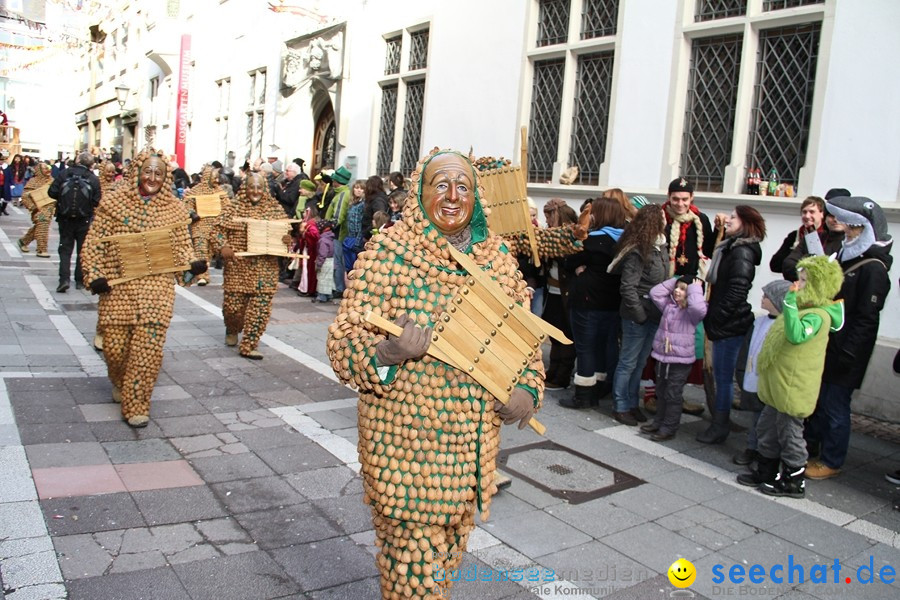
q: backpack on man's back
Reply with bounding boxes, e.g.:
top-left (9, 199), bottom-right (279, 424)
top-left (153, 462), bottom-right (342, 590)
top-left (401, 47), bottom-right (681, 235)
top-left (57, 171), bottom-right (94, 219)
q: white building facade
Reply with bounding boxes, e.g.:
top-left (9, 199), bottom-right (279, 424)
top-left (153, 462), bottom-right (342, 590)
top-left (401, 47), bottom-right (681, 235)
top-left (69, 0), bottom-right (899, 416)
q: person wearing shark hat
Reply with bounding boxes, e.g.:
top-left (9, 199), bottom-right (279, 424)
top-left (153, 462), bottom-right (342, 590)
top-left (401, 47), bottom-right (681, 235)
top-left (327, 148), bottom-right (558, 599)
top-left (805, 196), bottom-right (893, 480)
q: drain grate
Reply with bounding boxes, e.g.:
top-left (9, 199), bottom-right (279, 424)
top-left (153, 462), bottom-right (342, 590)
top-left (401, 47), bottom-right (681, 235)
top-left (546, 463), bottom-right (573, 476)
top-left (499, 440), bottom-right (643, 504)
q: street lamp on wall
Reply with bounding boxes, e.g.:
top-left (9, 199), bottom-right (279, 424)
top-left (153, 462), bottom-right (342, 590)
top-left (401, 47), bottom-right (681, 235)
top-left (115, 84), bottom-right (130, 109)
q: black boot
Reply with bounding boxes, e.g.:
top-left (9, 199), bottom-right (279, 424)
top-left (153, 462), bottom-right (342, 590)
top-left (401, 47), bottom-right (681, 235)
top-left (696, 410), bottom-right (730, 444)
top-left (592, 379), bottom-right (612, 402)
top-left (560, 385), bottom-right (594, 409)
top-left (737, 454), bottom-right (779, 487)
top-left (760, 464), bottom-right (805, 499)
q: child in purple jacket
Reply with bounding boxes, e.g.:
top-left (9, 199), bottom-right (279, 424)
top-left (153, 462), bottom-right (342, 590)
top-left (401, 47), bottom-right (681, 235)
top-left (313, 220), bottom-right (335, 304)
top-left (641, 276), bottom-right (707, 440)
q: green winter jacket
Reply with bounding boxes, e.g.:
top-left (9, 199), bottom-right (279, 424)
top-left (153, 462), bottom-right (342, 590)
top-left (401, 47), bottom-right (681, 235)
top-left (757, 291), bottom-right (844, 418)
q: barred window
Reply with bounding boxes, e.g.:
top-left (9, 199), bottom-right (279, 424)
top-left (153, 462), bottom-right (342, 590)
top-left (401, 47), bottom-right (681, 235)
top-left (400, 81), bottom-right (426, 175)
top-left (409, 30), bottom-right (429, 70)
top-left (215, 78), bottom-right (230, 163)
top-left (537, 0), bottom-right (570, 47)
top-left (763, 0), bottom-right (823, 11)
top-left (377, 25), bottom-right (429, 177)
top-left (377, 85), bottom-right (398, 176)
top-left (569, 52), bottom-right (615, 185)
top-left (581, 0), bottom-right (618, 40)
top-left (746, 23), bottom-right (821, 186)
top-left (528, 59), bottom-right (565, 183)
top-left (385, 36), bottom-right (401, 75)
top-left (680, 35), bottom-right (743, 192)
top-left (245, 68), bottom-right (266, 161)
top-left (695, 0), bottom-right (746, 22)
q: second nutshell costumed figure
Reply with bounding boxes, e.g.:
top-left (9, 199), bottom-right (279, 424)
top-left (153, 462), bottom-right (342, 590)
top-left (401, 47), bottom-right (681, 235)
top-left (211, 172), bottom-right (289, 359)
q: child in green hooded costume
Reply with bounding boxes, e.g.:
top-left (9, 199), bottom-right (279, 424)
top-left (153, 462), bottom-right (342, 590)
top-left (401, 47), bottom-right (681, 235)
top-left (739, 254), bottom-right (844, 498)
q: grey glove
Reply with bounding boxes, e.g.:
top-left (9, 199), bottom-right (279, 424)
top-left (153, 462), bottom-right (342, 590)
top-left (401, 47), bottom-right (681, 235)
top-left (375, 313), bottom-right (431, 366)
top-left (494, 387), bottom-right (535, 430)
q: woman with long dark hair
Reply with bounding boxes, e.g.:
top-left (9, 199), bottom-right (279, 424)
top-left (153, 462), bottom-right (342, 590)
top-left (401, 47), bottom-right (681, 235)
top-left (562, 197), bottom-right (627, 407)
top-left (361, 175), bottom-right (389, 241)
top-left (698, 205), bottom-right (765, 443)
top-left (608, 204), bottom-right (668, 425)
top-left (2, 153), bottom-right (27, 214)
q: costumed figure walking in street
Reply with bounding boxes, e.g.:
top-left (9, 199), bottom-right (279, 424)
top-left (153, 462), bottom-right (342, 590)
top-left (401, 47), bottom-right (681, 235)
top-left (18, 162), bottom-right (55, 257)
top-left (81, 147), bottom-right (205, 427)
top-left (212, 172), bottom-right (291, 359)
top-left (327, 149), bottom-right (552, 599)
top-left (184, 165), bottom-right (229, 286)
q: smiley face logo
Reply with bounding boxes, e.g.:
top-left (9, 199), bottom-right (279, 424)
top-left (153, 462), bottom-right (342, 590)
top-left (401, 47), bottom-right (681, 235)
top-left (668, 558), bottom-right (696, 588)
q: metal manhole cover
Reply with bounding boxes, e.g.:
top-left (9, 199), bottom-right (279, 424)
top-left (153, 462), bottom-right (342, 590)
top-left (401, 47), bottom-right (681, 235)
top-left (498, 441), bottom-right (643, 504)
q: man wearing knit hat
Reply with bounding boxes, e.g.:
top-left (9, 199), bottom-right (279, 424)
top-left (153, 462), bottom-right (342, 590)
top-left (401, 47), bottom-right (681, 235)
top-left (324, 166), bottom-right (353, 298)
top-left (805, 196), bottom-right (893, 480)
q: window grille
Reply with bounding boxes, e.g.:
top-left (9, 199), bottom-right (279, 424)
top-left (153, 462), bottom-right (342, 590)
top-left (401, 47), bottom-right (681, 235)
top-left (400, 80), bottom-right (425, 175)
top-left (581, 0), bottom-right (618, 40)
top-left (244, 114), bottom-right (253, 159)
top-left (746, 23), bottom-right (821, 186)
top-left (385, 36), bottom-right (401, 75)
top-left (254, 111), bottom-right (264, 158)
top-left (680, 35), bottom-right (743, 192)
top-left (248, 73), bottom-right (256, 106)
top-left (568, 51), bottom-right (615, 185)
top-left (527, 59), bottom-right (565, 183)
top-left (537, 0), bottom-right (570, 47)
top-left (377, 85), bottom-right (398, 176)
top-left (695, 0), bottom-right (746, 22)
top-left (409, 30), bottom-right (429, 70)
top-left (257, 70), bottom-right (266, 105)
top-left (763, 0), bottom-right (823, 11)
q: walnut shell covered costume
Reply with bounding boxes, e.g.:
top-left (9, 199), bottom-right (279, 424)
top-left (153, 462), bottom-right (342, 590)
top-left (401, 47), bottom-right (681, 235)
top-left (184, 166), bottom-right (229, 279)
top-left (327, 149), bottom-right (544, 599)
top-left (210, 175), bottom-right (286, 355)
top-left (81, 147), bottom-right (196, 423)
top-left (20, 164), bottom-right (54, 254)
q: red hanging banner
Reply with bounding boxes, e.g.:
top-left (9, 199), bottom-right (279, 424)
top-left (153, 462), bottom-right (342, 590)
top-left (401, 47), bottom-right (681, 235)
top-left (174, 34), bottom-right (191, 168)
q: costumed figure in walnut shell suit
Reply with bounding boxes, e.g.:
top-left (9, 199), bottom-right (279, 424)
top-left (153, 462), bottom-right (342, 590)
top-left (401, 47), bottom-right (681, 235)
top-left (82, 147), bottom-right (205, 427)
top-left (184, 165), bottom-right (229, 285)
top-left (211, 172), bottom-right (288, 359)
top-left (327, 149), bottom-right (583, 600)
top-left (19, 163), bottom-right (55, 257)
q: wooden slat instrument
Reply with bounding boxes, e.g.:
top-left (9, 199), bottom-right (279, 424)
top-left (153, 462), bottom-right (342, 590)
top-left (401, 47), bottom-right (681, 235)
top-left (231, 218), bottom-right (306, 258)
top-left (193, 193), bottom-right (223, 218)
top-left (363, 245), bottom-right (572, 436)
top-left (99, 221), bottom-right (192, 286)
top-left (29, 184), bottom-right (55, 210)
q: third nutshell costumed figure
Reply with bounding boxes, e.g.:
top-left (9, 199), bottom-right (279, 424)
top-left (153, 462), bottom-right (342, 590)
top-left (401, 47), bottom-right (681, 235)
top-left (92, 161), bottom-right (121, 351)
top-left (184, 165), bottom-right (229, 285)
top-left (212, 172), bottom-right (289, 359)
top-left (82, 147), bottom-right (205, 427)
top-left (327, 149), bottom-right (543, 600)
top-left (18, 162), bottom-right (54, 257)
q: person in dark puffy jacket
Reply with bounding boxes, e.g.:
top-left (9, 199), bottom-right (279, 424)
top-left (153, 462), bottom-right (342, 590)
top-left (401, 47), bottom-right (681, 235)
top-left (608, 204), bottom-right (668, 426)
top-left (805, 196), bottom-right (893, 481)
top-left (699, 205), bottom-right (765, 444)
top-left (562, 197), bottom-right (627, 408)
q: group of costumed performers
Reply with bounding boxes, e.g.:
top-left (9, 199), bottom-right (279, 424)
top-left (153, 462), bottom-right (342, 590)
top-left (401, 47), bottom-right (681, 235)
top-left (18, 162), bottom-right (54, 257)
top-left (327, 148), bottom-right (587, 599)
top-left (184, 165), bottom-right (231, 286)
top-left (81, 147), bottom-right (206, 427)
top-left (212, 171), bottom-right (289, 359)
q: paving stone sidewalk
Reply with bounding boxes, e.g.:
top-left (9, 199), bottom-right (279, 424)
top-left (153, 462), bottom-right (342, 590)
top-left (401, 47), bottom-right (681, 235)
top-left (0, 210), bottom-right (899, 600)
